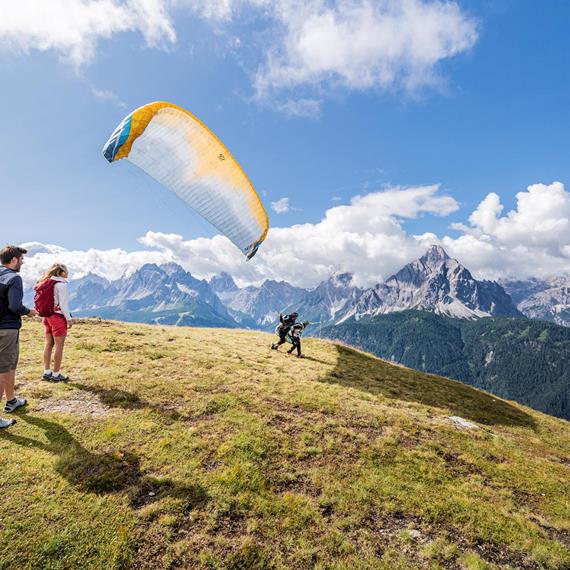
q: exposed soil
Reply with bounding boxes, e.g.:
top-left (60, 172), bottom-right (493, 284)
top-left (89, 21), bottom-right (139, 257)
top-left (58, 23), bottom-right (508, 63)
top-left (34, 391), bottom-right (112, 417)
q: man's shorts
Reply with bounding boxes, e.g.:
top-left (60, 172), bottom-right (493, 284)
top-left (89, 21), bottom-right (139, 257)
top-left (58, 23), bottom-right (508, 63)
top-left (43, 314), bottom-right (68, 337)
top-left (0, 329), bottom-right (19, 373)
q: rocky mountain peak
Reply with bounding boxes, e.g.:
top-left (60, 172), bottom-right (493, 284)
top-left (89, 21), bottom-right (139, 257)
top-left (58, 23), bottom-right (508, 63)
top-left (160, 262), bottom-right (186, 277)
top-left (362, 247), bottom-right (521, 320)
top-left (390, 246), bottom-right (461, 286)
top-left (328, 272), bottom-right (355, 288)
top-left (210, 272), bottom-right (239, 293)
top-left (138, 263), bottom-right (161, 274)
top-left (421, 244), bottom-right (450, 265)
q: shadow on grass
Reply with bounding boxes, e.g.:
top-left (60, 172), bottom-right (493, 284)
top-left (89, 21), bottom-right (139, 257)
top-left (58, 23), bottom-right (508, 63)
top-left (301, 355), bottom-right (331, 365)
top-left (0, 411), bottom-right (207, 509)
top-left (69, 382), bottom-right (181, 421)
top-left (322, 344), bottom-right (537, 429)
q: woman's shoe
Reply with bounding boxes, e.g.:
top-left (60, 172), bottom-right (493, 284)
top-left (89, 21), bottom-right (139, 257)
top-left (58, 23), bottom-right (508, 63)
top-left (4, 397), bottom-right (27, 413)
top-left (51, 373), bottom-right (69, 383)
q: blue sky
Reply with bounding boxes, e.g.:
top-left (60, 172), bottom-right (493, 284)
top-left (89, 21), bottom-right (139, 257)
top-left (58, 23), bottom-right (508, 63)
top-left (2, 1), bottom-right (570, 287)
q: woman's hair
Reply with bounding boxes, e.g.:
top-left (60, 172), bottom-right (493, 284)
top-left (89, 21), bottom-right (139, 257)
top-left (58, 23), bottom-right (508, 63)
top-left (37, 263), bottom-right (69, 284)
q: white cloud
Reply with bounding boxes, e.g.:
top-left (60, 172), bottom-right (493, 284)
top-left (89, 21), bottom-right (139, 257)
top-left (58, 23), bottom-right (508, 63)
top-left (136, 184), bottom-right (461, 288)
top-left (0, 0), bottom-right (477, 111)
top-left (180, 1), bottom-right (478, 105)
top-left (19, 181), bottom-right (570, 289)
top-left (271, 197), bottom-right (291, 214)
top-left (253, 0), bottom-right (478, 102)
top-left (19, 185), bottom-right (458, 288)
top-left (20, 242), bottom-right (68, 256)
top-left (276, 97), bottom-right (323, 118)
top-left (0, 0), bottom-right (176, 66)
top-left (465, 182), bottom-right (570, 249)
top-left (88, 85), bottom-right (128, 108)
top-left (19, 244), bottom-right (169, 289)
top-left (174, 0), bottom-right (237, 21)
top-left (443, 181), bottom-right (570, 280)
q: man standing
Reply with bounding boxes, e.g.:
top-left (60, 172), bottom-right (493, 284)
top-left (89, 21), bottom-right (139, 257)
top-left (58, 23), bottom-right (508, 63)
top-left (0, 245), bottom-right (36, 428)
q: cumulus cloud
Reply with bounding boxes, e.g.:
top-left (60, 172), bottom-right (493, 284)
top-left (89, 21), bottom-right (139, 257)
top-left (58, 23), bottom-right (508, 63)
top-left (181, 0), bottom-right (478, 100)
top-left (443, 181), bottom-right (570, 280)
top-left (20, 242), bottom-right (68, 256)
top-left (253, 0), bottom-right (478, 102)
top-left (19, 185), bottom-right (458, 288)
top-left (18, 181), bottom-right (570, 289)
top-left (19, 244), bottom-right (169, 289)
top-left (137, 184), bottom-right (459, 287)
top-left (271, 197), bottom-right (291, 214)
top-left (0, 0), bottom-right (176, 66)
top-left (0, 0), bottom-right (477, 110)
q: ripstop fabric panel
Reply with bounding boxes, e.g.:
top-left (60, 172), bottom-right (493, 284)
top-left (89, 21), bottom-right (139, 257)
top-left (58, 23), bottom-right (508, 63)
top-left (102, 102), bottom-right (269, 259)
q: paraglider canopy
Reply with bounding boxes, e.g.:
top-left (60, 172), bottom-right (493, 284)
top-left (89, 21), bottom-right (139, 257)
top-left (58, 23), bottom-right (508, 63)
top-left (102, 101), bottom-right (269, 260)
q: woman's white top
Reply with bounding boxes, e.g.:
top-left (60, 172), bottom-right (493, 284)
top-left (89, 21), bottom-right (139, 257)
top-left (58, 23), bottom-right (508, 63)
top-left (51, 277), bottom-right (72, 322)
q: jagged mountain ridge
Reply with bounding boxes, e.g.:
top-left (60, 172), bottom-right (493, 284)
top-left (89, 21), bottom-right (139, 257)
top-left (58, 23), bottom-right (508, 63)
top-left (70, 263), bottom-right (236, 327)
top-left (283, 272), bottom-right (363, 328)
top-left (40, 246), bottom-right (521, 329)
top-left (211, 273), bottom-right (306, 328)
top-left (282, 246), bottom-right (521, 328)
top-left (501, 277), bottom-right (570, 327)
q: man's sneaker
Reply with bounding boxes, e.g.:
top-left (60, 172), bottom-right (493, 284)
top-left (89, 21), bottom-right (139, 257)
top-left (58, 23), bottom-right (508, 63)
top-left (0, 418), bottom-right (16, 429)
top-left (271, 343), bottom-right (278, 350)
top-left (51, 373), bottom-right (69, 383)
top-left (4, 397), bottom-right (27, 413)
top-left (42, 372), bottom-right (53, 381)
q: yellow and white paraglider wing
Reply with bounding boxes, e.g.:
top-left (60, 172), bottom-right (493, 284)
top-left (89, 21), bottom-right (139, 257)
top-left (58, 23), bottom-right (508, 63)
top-left (102, 102), bottom-right (269, 259)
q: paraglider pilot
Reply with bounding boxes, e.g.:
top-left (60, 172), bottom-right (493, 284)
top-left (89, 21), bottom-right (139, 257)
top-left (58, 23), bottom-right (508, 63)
top-left (271, 312), bottom-right (298, 350)
top-left (287, 321), bottom-right (309, 358)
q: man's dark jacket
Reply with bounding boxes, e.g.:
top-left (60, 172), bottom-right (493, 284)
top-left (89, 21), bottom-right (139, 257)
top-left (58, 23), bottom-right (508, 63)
top-left (0, 267), bottom-right (30, 329)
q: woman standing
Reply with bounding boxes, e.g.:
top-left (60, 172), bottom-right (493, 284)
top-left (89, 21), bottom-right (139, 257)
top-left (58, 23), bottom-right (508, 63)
top-left (34, 264), bottom-right (72, 382)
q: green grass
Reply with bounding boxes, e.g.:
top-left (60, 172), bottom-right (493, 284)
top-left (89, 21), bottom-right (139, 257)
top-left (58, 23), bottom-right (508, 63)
top-left (0, 319), bottom-right (568, 569)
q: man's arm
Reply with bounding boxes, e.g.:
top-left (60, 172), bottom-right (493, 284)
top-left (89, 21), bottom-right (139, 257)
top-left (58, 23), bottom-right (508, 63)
top-left (7, 275), bottom-right (30, 316)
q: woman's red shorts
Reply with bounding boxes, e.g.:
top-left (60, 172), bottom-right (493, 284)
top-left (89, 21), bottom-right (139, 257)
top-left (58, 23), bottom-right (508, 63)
top-left (43, 314), bottom-right (68, 337)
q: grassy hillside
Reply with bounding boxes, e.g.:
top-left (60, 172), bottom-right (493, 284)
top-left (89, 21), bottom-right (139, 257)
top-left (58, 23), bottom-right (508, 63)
top-left (0, 320), bottom-right (568, 569)
top-left (321, 312), bottom-right (570, 420)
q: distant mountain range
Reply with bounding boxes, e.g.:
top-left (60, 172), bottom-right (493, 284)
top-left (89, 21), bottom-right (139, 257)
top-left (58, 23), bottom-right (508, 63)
top-left (210, 273), bottom-right (305, 329)
top-left (501, 277), bottom-right (570, 327)
top-left (57, 245), bottom-right (527, 329)
top-left (69, 263), bottom-right (237, 328)
top-left (291, 245), bottom-right (522, 327)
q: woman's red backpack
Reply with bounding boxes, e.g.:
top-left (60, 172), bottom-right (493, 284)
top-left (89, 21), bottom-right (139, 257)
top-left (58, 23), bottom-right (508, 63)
top-left (34, 280), bottom-right (57, 317)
